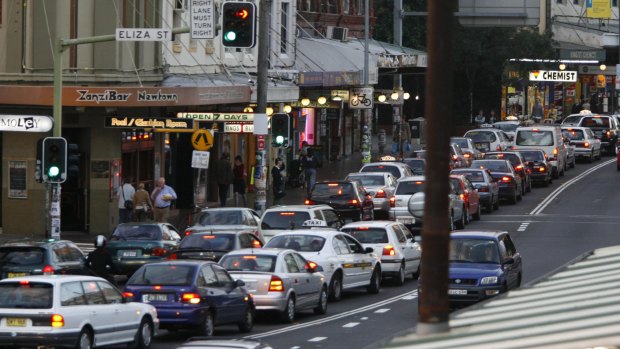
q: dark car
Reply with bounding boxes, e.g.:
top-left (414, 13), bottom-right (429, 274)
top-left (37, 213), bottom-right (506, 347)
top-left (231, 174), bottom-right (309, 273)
top-left (447, 230), bottom-right (522, 307)
top-left (483, 151), bottom-right (532, 194)
top-left (168, 231), bottom-right (264, 262)
top-left (450, 168), bottom-right (499, 213)
top-left (578, 114), bottom-right (619, 155)
top-left (305, 180), bottom-right (374, 221)
top-left (124, 260), bottom-right (255, 335)
top-left (0, 240), bottom-right (88, 280)
top-left (471, 159), bottom-right (522, 204)
top-left (515, 149), bottom-right (552, 186)
top-left (107, 222), bottom-right (182, 276)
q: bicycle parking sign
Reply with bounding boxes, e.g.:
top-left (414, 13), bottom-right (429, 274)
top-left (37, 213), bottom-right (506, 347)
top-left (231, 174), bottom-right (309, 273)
top-left (349, 87), bottom-right (374, 109)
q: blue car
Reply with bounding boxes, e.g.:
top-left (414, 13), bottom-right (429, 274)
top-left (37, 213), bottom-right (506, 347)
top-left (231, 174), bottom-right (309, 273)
top-left (448, 230), bottom-right (522, 306)
top-left (123, 260), bottom-right (255, 336)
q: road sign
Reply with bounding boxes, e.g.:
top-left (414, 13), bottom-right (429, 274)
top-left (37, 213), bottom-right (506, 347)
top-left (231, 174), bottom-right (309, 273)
top-left (191, 129), bottom-right (213, 151)
top-left (0, 115), bottom-right (53, 132)
top-left (115, 28), bottom-right (172, 41)
top-left (191, 151), bottom-right (210, 169)
top-left (349, 87), bottom-right (374, 109)
top-left (190, 0), bottom-right (215, 39)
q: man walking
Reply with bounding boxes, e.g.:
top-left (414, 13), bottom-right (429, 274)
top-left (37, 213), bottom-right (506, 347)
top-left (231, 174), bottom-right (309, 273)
top-left (118, 177), bottom-right (135, 223)
top-left (301, 148), bottom-right (319, 196)
top-left (151, 177), bottom-right (177, 223)
top-left (215, 152), bottom-right (234, 207)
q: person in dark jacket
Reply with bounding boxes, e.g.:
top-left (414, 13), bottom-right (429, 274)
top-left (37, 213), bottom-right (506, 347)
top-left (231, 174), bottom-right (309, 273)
top-left (272, 158), bottom-right (285, 205)
top-left (86, 235), bottom-right (117, 285)
top-left (301, 148), bottom-right (319, 196)
top-left (215, 152), bottom-right (234, 207)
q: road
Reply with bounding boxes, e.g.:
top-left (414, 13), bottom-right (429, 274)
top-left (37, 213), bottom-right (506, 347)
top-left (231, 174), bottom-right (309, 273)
top-left (143, 157), bottom-right (620, 349)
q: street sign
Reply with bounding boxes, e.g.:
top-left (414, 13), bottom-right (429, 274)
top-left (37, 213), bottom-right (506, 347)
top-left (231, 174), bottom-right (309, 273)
top-left (190, 0), bottom-right (215, 39)
top-left (0, 115), bottom-right (53, 132)
top-left (257, 135), bottom-right (265, 150)
top-left (115, 28), bottom-right (172, 41)
top-left (224, 123), bottom-right (254, 133)
top-left (177, 112), bottom-right (255, 121)
top-left (349, 87), bottom-right (374, 109)
top-left (191, 151), bottom-right (210, 169)
top-left (191, 129), bottom-right (213, 151)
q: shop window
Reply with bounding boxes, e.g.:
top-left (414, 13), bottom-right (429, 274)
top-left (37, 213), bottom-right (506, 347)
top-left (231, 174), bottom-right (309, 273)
top-left (280, 3), bottom-right (289, 54)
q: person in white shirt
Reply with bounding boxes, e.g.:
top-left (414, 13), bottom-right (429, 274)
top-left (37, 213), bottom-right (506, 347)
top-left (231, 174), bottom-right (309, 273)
top-left (118, 177), bottom-right (135, 223)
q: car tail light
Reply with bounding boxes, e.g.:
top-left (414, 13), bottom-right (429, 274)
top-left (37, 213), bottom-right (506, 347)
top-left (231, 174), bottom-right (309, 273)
top-left (51, 314), bottom-right (64, 328)
top-left (539, 166), bottom-right (546, 172)
top-left (452, 155), bottom-right (458, 161)
top-left (182, 293), bottom-right (201, 304)
top-left (304, 199), bottom-right (315, 205)
top-left (167, 252), bottom-right (178, 260)
top-left (553, 147), bottom-right (558, 156)
top-left (496, 146), bottom-right (502, 151)
top-left (151, 247), bottom-right (167, 257)
top-left (122, 292), bottom-right (134, 301)
top-left (252, 240), bottom-right (262, 248)
top-left (269, 276), bottom-right (284, 292)
top-left (607, 131), bottom-right (612, 137)
top-left (383, 245), bottom-right (396, 256)
top-left (389, 196), bottom-right (396, 207)
top-left (349, 199), bottom-right (359, 206)
top-left (463, 153), bottom-right (471, 159)
top-left (478, 186), bottom-right (489, 192)
top-left (375, 189), bottom-right (386, 198)
top-left (515, 164), bottom-right (523, 171)
top-left (184, 230), bottom-right (192, 236)
top-left (501, 176), bottom-right (512, 183)
top-left (584, 142), bottom-right (590, 148)
top-left (459, 193), bottom-right (465, 200)
top-left (43, 265), bottom-right (54, 275)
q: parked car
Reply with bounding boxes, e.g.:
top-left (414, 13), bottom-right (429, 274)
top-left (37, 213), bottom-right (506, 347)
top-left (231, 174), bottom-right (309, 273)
top-left (450, 174), bottom-right (481, 223)
top-left (340, 221), bottom-right (421, 285)
top-left (344, 172), bottom-right (398, 219)
top-left (514, 125), bottom-right (567, 178)
top-left (0, 275), bottom-right (159, 348)
top-left (305, 180), bottom-right (374, 222)
top-left (168, 231), bottom-right (264, 262)
top-left (219, 248), bottom-right (328, 322)
top-left (451, 137), bottom-right (483, 164)
top-left (482, 151), bottom-right (532, 194)
top-left (515, 149), bottom-right (553, 186)
top-left (184, 207), bottom-right (264, 242)
top-left (0, 240), bottom-right (88, 280)
top-left (463, 128), bottom-right (512, 153)
top-left (359, 161), bottom-right (415, 179)
top-left (259, 205), bottom-right (344, 241)
top-left (401, 158), bottom-right (426, 175)
top-left (450, 168), bottom-right (499, 213)
top-left (561, 126), bottom-right (602, 163)
top-left (107, 222), bottom-right (182, 276)
top-left (124, 260), bottom-right (255, 335)
top-left (471, 159), bottom-right (523, 204)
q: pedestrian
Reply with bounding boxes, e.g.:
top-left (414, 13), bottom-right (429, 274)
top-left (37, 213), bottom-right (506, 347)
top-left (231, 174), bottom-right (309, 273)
top-left (151, 177), bottom-right (177, 223)
top-left (582, 98), bottom-right (591, 111)
top-left (215, 152), bottom-right (234, 207)
top-left (301, 148), bottom-right (319, 196)
top-left (272, 158), bottom-right (285, 205)
top-left (488, 109), bottom-right (497, 124)
top-left (531, 97), bottom-right (544, 123)
top-left (590, 94), bottom-right (599, 113)
top-left (132, 182), bottom-right (153, 222)
top-left (233, 155), bottom-right (247, 207)
top-left (474, 110), bottom-right (486, 127)
top-left (571, 99), bottom-right (581, 114)
top-left (118, 177), bottom-right (135, 224)
top-left (86, 235), bottom-right (117, 285)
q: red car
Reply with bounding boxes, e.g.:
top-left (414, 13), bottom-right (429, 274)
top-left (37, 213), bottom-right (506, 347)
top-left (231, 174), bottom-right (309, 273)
top-left (449, 174), bottom-right (481, 224)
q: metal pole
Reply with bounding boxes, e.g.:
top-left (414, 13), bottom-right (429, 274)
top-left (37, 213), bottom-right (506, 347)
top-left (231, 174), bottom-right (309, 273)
top-left (255, 0), bottom-right (271, 214)
top-left (361, 0), bottom-right (372, 164)
top-left (53, 38), bottom-right (64, 138)
top-left (394, 0), bottom-right (403, 158)
top-left (416, 0), bottom-right (454, 335)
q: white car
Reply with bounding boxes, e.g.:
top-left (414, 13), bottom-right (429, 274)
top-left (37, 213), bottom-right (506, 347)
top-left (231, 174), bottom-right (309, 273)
top-left (264, 228), bottom-right (381, 301)
top-left (561, 126), bottom-right (602, 163)
top-left (359, 162), bottom-right (415, 179)
top-left (345, 172), bottom-right (398, 219)
top-left (0, 275), bottom-right (159, 348)
top-left (492, 121), bottom-right (520, 141)
top-left (259, 205), bottom-right (344, 241)
top-left (464, 128), bottom-right (513, 153)
top-left (340, 221), bottom-right (421, 285)
top-left (389, 175), bottom-right (426, 227)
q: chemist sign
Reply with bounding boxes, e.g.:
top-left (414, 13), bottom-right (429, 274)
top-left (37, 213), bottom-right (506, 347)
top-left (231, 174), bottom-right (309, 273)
top-left (529, 70), bottom-right (578, 82)
top-left (190, 0), bottom-right (215, 39)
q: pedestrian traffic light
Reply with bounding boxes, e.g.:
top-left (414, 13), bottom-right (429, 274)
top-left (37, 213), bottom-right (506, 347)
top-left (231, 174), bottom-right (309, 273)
top-left (41, 137), bottom-right (67, 183)
top-left (221, 2), bottom-right (256, 48)
top-left (271, 113), bottom-right (290, 148)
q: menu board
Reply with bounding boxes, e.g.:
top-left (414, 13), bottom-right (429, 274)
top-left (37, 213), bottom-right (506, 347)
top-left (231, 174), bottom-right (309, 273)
top-left (9, 161), bottom-right (27, 199)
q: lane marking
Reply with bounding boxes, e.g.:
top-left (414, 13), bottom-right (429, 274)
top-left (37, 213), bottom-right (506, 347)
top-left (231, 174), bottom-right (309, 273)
top-left (308, 337), bottom-right (327, 342)
top-left (342, 322), bottom-right (359, 328)
top-left (374, 308), bottom-right (390, 313)
top-left (402, 295), bottom-right (417, 300)
top-left (361, 317), bottom-right (369, 320)
top-left (529, 159), bottom-right (614, 215)
top-left (517, 222), bottom-right (530, 232)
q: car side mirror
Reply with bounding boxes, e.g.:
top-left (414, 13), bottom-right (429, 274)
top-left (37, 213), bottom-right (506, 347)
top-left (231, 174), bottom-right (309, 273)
top-left (364, 247), bottom-right (374, 254)
top-left (234, 279), bottom-right (246, 288)
top-left (503, 257), bottom-right (515, 265)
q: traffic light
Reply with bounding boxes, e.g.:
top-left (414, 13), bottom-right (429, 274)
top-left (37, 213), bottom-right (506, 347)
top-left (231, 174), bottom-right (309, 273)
top-left (41, 137), bottom-right (67, 183)
top-left (221, 2), bottom-right (256, 48)
top-left (67, 143), bottom-right (80, 178)
top-left (271, 113), bottom-right (290, 147)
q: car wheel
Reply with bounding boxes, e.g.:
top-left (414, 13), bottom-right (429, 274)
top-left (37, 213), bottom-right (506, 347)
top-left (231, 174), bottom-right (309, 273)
top-left (516, 273), bottom-right (522, 288)
top-left (588, 151), bottom-right (594, 163)
top-left (75, 328), bottom-right (93, 349)
top-left (570, 157), bottom-right (576, 168)
top-left (367, 267), bottom-right (381, 294)
top-left (394, 263), bottom-right (406, 286)
top-left (509, 190), bottom-right (517, 205)
top-left (455, 207), bottom-right (466, 229)
top-left (129, 317), bottom-right (153, 349)
top-left (412, 264), bottom-right (421, 280)
top-left (493, 195), bottom-right (500, 210)
top-left (526, 179), bottom-right (532, 193)
top-left (559, 165), bottom-right (565, 176)
top-left (463, 207), bottom-right (470, 225)
top-left (280, 296), bottom-right (296, 323)
top-left (238, 305), bottom-right (255, 333)
top-left (516, 186), bottom-right (522, 201)
top-left (473, 204), bottom-right (481, 221)
top-left (328, 273), bottom-right (343, 301)
top-left (449, 212), bottom-right (455, 231)
top-left (198, 311), bottom-right (215, 337)
top-left (313, 287), bottom-right (328, 315)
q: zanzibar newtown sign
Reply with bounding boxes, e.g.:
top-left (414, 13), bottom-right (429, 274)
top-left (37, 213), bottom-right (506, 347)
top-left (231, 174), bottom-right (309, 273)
top-left (0, 115), bottom-right (53, 132)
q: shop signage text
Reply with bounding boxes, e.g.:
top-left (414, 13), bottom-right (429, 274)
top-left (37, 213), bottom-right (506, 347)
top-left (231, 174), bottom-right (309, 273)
top-left (0, 115), bottom-right (53, 132)
top-left (529, 70), bottom-right (578, 82)
top-left (77, 89), bottom-right (179, 103)
top-left (104, 117), bottom-right (193, 129)
top-left (115, 28), bottom-right (172, 41)
top-left (177, 112), bottom-right (255, 121)
top-left (224, 123), bottom-right (254, 133)
top-left (559, 49), bottom-right (605, 61)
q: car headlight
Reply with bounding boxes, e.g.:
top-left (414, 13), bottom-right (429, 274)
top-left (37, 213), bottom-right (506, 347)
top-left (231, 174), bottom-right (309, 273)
top-left (480, 276), bottom-right (498, 285)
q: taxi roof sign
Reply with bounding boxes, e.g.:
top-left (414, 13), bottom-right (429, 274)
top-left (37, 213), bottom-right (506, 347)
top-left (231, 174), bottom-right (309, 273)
top-left (302, 219), bottom-right (328, 227)
top-left (378, 155), bottom-right (397, 161)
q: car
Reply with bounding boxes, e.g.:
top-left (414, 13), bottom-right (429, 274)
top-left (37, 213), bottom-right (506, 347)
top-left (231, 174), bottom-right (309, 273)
top-left (259, 205), bottom-right (344, 241)
top-left (463, 128), bottom-right (512, 153)
top-left (561, 126), bottom-right (602, 163)
top-left (564, 113), bottom-right (619, 155)
top-left (219, 248), bottom-right (328, 323)
top-left (450, 168), bottom-right (499, 213)
top-left (514, 125), bottom-right (568, 178)
top-left (449, 143), bottom-right (469, 168)
top-left (340, 221), bottom-right (421, 285)
top-left (359, 161), bottom-right (415, 179)
top-left (123, 260), bottom-right (255, 335)
top-left (514, 149), bottom-right (552, 186)
top-left (492, 121), bottom-right (520, 141)
top-left (451, 137), bottom-right (483, 164)
top-left (0, 240), bottom-right (88, 280)
top-left (184, 207), bottom-right (264, 242)
top-left (388, 175), bottom-right (426, 228)
top-left (471, 159), bottom-right (523, 204)
top-left (482, 151), bottom-right (532, 194)
top-left (450, 174), bottom-right (481, 223)
top-left (264, 227), bottom-right (381, 301)
top-left (176, 338), bottom-right (272, 349)
top-left (406, 180), bottom-right (467, 230)
top-left (447, 230), bottom-right (522, 307)
top-left (305, 180), bottom-right (375, 222)
top-left (168, 231), bottom-right (264, 262)
top-left (344, 172), bottom-right (398, 219)
top-left (401, 158), bottom-right (426, 175)
top-left (107, 222), bottom-right (182, 276)
top-left (0, 275), bottom-right (159, 348)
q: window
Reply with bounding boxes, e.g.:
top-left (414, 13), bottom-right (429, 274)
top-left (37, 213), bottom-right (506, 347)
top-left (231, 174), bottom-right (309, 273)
top-left (284, 254), bottom-right (301, 273)
top-left (202, 266), bottom-right (220, 287)
top-left (280, 3), bottom-right (289, 54)
top-left (266, 235), bottom-right (326, 252)
top-left (342, 235), bottom-right (364, 253)
top-left (322, 210), bottom-right (341, 228)
top-left (332, 235), bottom-right (351, 255)
top-left (98, 281), bottom-right (123, 304)
top-left (82, 281), bottom-right (105, 305)
top-left (342, 227), bottom-right (388, 244)
top-left (395, 181), bottom-right (425, 195)
top-left (0, 282), bottom-right (53, 309)
top-left (213, 265), bottom-right (234, 288)
top-left (393, 225), bottom-right (408, 243)
top-left (503, 235), bottom-right (517, 257)
top-left (261, 211), bottom-right (311, 230)
top-left (127, 265), bottom-right (195, 285)
top-left (61, 282), bottom-right (87, 306)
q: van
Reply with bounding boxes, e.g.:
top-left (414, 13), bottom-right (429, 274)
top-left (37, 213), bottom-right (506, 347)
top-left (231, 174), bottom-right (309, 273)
top-left (514, 125), bottom-right (567, 178)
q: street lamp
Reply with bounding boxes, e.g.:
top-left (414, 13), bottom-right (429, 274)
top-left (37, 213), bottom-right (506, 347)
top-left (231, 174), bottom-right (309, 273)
top-left (391, 91), bottom-right (399, 100)
top-left (317, 96), bottom-right (327, 105)
top-left (301, 98), bottom-right (310, 106)
top-left (283, 105), bottom-right (292, 113)
top-left (403, 92), bottom-right (411, 100)
top-left (378, 94), bottom-right (387, 103)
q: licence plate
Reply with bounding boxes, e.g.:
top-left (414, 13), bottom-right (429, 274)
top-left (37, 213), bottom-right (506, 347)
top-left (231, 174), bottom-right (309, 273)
top-left (448, 289), bottom-right (467, 295)
top-left (397, 218), bottom-right (415, 224)
top-left (142, 294), bottom-right (168, 302)
top-left (122, 250), bottom-right (139, 257)
top-left (7, 318), bottom-right (26, 327)
top-left (7, 272), bottom-right (27, 278)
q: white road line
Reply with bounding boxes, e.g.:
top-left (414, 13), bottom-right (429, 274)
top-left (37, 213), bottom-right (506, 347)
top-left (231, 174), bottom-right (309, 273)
top-left (308, 337), bottom-right (327, 342)
top-left (360, 317), bottom-right (369, 320)
top-left (342, 322), bottom-right (360, 328)
top-left (517, 222), bottom-right (530, 232)
top-left (529, 159), bottom-right (614, 215)
top-left (374, 308), bottom-right (390, 313)
top-left (402, 295), bottom-right (417, 300)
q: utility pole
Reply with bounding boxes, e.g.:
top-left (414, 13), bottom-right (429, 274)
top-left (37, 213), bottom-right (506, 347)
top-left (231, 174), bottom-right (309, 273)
top-left (394, 0), bottom-right (404, 158)
top-left (360, 0), bottom-right (373, 165)
top-left (416, 0), bottom-right (455, 335)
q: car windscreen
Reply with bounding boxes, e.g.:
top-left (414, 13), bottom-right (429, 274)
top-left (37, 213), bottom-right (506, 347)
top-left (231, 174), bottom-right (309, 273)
top-left (111, 225), bottom-right (161, 240)
top-left (192, 211), bottom-right (243, 226)
top-left (450, 238), bottom-right (500, 264)
top-left (347, 175), bottom-right (385, 187)
top-left (451, 170), bottom-right (485, 183)
top-left (127, 264), bottom-right (195, 285)
top-left (360, 165), bottom-right (401, 178)
top-left (395, 180), bottom-right (425, 195)
top-left (219, 255), bottom-right (276, 272)
top-left (403, 159), bottom-right (425, 174)
top-left (451, 138), bottom-right (469, 148)
top-left (341, 228), bottom-right (389, 244)
top-left (562, 129), bottom-right (585, 140)
top-left (311, 183), bottom-right (355, 199)
top-left (464, 131), bottom-right (497, 143)
top-left (562, 115), bottom-right (583, 124)
top-left (483, 153), bottom-right (519, 167)
top-left (515, 130), bottom-right (554, 146)
top-left (261, 212), bottom-right (311, 230)
top-left (518, 151), bottom-right (545, 162)
top-left (265, 235), bottom-right (326, 252)
top-left (0, 282), bottom-right (53, 309)
top-left (180, 234), bottom-right (235, 251)
top-left (0, 247), bottom-right (45, 267)
top-left (493, 123), bottom-right (518, 133)
top-left (580, 117), bottom-right (610, 128)
top-left (472, 160), bottom-right (511, 172)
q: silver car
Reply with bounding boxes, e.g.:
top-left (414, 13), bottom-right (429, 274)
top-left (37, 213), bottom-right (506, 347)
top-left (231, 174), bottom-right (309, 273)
top-left (219, 248), bottom-right (328, 323)
top-left (186, 207), bottom-right (264, 242)
top-left (345, 172), bottom-right (397, 219)
top-left (389, 176), bottom-right (426, 227)
top-left (406, 181), bottom-right (466, 230)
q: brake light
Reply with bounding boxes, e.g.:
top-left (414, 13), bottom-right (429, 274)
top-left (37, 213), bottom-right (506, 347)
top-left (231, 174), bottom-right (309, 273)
top-left (184, 230), bottom-right (191, 236)
top-left (383, 245), bottom-right (396, 256)
top-left (539, 166), bottom-right (546, 172)
top-left (478, 186), bottom-right (489, 192)
top-left (389, 196), bottom-right (396, 207)
top-left (43, 265), bottom-right (54, 275)
top-left (304, 199), bottom-right (315, 205)
top-left (269, 276), bottom-right (284, 292)
top-left (280, 212), bottom-right (295, 216)
top-left (153, 285), bottom-right (162, 290)
top-left (19, 280), bottom-right (29, 285)
top-left (349, 199), bottom-right (359, 205)
top-left (122, 292), bottom-right (134, 300)
top-left (182, 293), bottom-right (201, 304)
top-left (375, 189), bottom-right (386, 198)
top-left (252, 240), bottom-right (262, 248)
top-left (515, 164), bottom-right (523, 171)
top-left (464, 153), bottom-right (471, 158)
top-left (452, 155), bottom-right (458, 161)
top-left (607, 131), bottom-right (612, 137)
top-left (584, 142), bottom-right (590, 148)
top-left (327, 183), bottom-right (339, 187)
top-left (501, 176), bottom-right (512, 183)
top-left (151, 247), bottom-right (167, 257)
top-left (51, 314), bottom-right (64, 328)
top-left (167, 252), bottom-right (178, 260)
top-left (307, 261), bottom-right (318, 269)
top-left (553, 148), bottom-right (558, 156)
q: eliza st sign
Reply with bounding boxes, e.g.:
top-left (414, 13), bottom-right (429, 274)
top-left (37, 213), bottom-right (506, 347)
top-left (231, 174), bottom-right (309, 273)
top-left (115, 28), bottom-right (172, 41)
top-left (529, 70), bottom-right (578, 82)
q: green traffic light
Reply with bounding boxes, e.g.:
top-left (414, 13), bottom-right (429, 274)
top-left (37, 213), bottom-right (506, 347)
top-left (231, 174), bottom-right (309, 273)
top-left (224, 31), bottom-right (237, 42)
top-left (48, 166), bottom-right (60, 177)
top-left (275, 135), bottom-right (284, 144)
